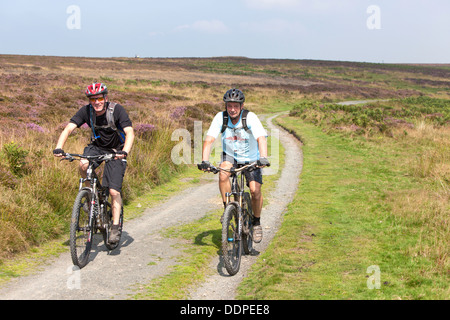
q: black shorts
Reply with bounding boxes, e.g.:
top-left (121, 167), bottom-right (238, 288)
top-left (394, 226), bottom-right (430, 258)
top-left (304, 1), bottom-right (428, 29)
top-left (221, 152), bottom-right (263, 186)
top-left (83, 145), bottom-right (127, 192)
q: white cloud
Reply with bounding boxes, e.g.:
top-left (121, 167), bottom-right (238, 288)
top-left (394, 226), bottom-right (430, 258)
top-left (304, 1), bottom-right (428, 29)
top-left (175, 20), bottom-right (229, 34)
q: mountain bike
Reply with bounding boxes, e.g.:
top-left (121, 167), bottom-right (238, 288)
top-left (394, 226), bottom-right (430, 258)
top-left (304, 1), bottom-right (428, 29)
top-left (206, 162), bottom-right (260, 276)
top-left (61, 153), bottom-right (124, 268)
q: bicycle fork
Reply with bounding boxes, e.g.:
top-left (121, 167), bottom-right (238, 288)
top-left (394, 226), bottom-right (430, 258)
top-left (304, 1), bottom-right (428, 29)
top-left (82, 175), bottom-right (98, 244)
top-left (237, 207), bottom-right (243, 241)
top-left (225, 202), bottom-right (243, 243)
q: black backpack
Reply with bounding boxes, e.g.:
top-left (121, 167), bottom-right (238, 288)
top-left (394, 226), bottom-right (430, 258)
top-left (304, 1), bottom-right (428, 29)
top-left (220, 109), bottom-right (251, 134)
top-left (90, 102), bottom-right (126, 144)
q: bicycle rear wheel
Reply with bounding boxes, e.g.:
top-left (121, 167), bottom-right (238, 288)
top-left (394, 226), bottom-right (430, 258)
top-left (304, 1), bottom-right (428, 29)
top-left (221, 203), bottom-right (242, 276)
top-left (242, 192), bottom-right (254, 255)
top-left (70, 189), bottom-right (93, 268)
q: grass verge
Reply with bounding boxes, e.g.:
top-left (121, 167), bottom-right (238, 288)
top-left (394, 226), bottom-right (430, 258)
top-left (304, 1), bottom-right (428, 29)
top-left (236, 115), bottom-right (448, 300)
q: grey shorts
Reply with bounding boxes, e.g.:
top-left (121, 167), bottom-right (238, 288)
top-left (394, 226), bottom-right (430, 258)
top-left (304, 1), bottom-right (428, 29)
top-left (83, 145), bottom-right (127, 192)
top-left (221, 152), bottom-right (263, 186)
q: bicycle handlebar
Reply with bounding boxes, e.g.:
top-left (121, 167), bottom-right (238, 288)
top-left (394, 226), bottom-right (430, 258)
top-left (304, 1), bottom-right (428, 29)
top-left (60, 153), bottom-right (116, 163)
top-left (207, 162), bottom-right (259, 175)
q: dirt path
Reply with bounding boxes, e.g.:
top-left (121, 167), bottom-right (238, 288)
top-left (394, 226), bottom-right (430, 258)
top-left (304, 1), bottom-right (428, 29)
top-left (0, 113), bottom-right (302, 300)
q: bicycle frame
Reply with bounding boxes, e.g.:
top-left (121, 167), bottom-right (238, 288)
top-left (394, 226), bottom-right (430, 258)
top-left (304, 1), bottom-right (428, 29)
top-left (63, 153), bottom-right (114, 231)
top-left (84, 162), bottom-right (104, 233)
top-left (226, 166), bottom-right (247, 208)
top-left (211, 162), bottom-right (258, 237)
top-left (209, 162), bottom-right (257, 208)
top-left (63, 152), bottom-right (123, 267)
top-left (204, 162), bottom-right (259, 275)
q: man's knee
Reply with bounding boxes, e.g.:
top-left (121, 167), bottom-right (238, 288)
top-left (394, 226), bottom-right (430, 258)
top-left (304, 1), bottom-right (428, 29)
top-left (78, 161), bottom-right (88, 178)
top-left (78, 160), bottom-right (88, 171)
top-left (219, 172), bottom-right (231, 183)
top-left (219, 161), bottom-right (232, 183)
top-left (249, 183), bottom-right (262, 199)
top-left (109, 188), bottom-right (121, 198)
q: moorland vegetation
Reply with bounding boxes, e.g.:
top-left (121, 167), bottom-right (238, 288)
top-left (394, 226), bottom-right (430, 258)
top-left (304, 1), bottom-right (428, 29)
top-left (0, 55), bottom-right (448, 299)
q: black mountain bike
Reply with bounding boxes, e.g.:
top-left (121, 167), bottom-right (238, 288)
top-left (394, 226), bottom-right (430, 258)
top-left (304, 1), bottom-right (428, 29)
top-left (61, 153), bottom-right (124, 268)
top-left (206, 162), bottom-right (260, 276)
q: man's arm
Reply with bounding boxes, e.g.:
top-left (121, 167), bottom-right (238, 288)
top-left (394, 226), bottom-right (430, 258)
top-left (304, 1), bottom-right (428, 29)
top-left (116, 126), bottom-right (135, 159)
top-left (257, 136), bottom-right (268, 158)
top-left (257, 136), bottom-right (270, 167)
top-left (122, 126), bottom-right (135, 155)
top-left (53, 122), bottom-right (78, 157)
top-left (198, 135), bottom-right (216, 171)
top-left (202, 135), bottom-right (216, 162)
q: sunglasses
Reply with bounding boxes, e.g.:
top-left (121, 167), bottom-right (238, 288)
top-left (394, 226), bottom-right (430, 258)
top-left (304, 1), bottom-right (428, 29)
top-left (226, 103), bottom-right (242, 109)
top-left (89, 97), bottom-right (105, 103)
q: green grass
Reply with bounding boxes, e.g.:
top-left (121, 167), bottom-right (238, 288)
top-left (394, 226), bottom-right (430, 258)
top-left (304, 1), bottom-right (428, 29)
top-left (236, 115), bottom-right (448, 300)
top-left (0, 239), bottom-right (67, 286)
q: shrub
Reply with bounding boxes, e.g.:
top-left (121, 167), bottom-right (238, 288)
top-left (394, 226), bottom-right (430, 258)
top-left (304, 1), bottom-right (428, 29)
top-left (2, 142), bottom-right (29, 177)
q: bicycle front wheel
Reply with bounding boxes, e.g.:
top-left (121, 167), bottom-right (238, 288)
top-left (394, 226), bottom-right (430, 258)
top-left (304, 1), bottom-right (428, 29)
top-left (242, 192), bottom-right (254, 255)
top-left (221, 203), bottom-right (242, 276)
top-left (70, 189), bottom-right (93, 269)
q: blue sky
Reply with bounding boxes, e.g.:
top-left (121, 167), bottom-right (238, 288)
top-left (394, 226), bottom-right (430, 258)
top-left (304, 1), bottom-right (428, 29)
top-left (0, 0), bottom-right (449, 63)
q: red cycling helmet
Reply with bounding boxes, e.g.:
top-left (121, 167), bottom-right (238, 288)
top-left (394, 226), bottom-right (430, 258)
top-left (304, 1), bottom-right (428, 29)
top-left (85, 82), bottom-right (108, 97)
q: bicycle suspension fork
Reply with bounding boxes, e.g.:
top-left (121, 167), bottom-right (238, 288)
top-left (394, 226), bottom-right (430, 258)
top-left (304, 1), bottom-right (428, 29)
top-left (225, 174), bottom-right (245, 241)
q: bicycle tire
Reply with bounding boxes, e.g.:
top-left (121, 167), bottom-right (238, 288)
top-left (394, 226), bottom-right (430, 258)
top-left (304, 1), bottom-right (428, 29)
top-left (103, 204), bottom-right (123, 250)
top-left (242, 192), bottom-right (254, 255)
top-left (221, 203), bottom-right (242, 276)
top-left (70, 189), bottom-right (93, 268)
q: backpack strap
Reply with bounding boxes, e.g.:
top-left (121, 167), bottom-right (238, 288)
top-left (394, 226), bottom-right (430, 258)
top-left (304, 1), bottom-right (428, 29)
top-left (220, 109), bottom-right (251, 134)
top-left (90, 105), bottom-right (100, 141)
top-left (106, 102), bottom-right (117, 131)
top-left (220, 111), bottom-right (229, 134)
top-left (90, 102), bottom-right (126, 144)
top-left (241, 109), bottom-right (250, 133)
top-left (106, 102), bottom-right (126, 144)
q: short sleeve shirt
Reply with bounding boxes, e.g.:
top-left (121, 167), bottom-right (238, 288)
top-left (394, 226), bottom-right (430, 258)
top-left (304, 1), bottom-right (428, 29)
top-left (206, 111), bottom-right (267, 163)
top-left (70, 103), bottom-right (132, 150)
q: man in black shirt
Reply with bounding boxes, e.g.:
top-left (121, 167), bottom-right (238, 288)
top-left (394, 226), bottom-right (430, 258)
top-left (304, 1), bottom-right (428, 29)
top-left (53, 83), bottom-right (135, 244)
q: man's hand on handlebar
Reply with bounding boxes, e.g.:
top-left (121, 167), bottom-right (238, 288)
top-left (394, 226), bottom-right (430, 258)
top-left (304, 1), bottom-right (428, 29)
top-left (53, 148), bottom-right (65, 157)
top-left (257, 157), bottom-right (270, 168)
top-left (115, 150), bottom-right (128, 160)
top-left (197, 160), bottom-right (211, 171)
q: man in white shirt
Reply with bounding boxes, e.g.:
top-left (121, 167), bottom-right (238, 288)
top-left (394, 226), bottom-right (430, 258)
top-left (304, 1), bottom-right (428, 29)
top-left (199, 89), bottom-right (270, 243)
